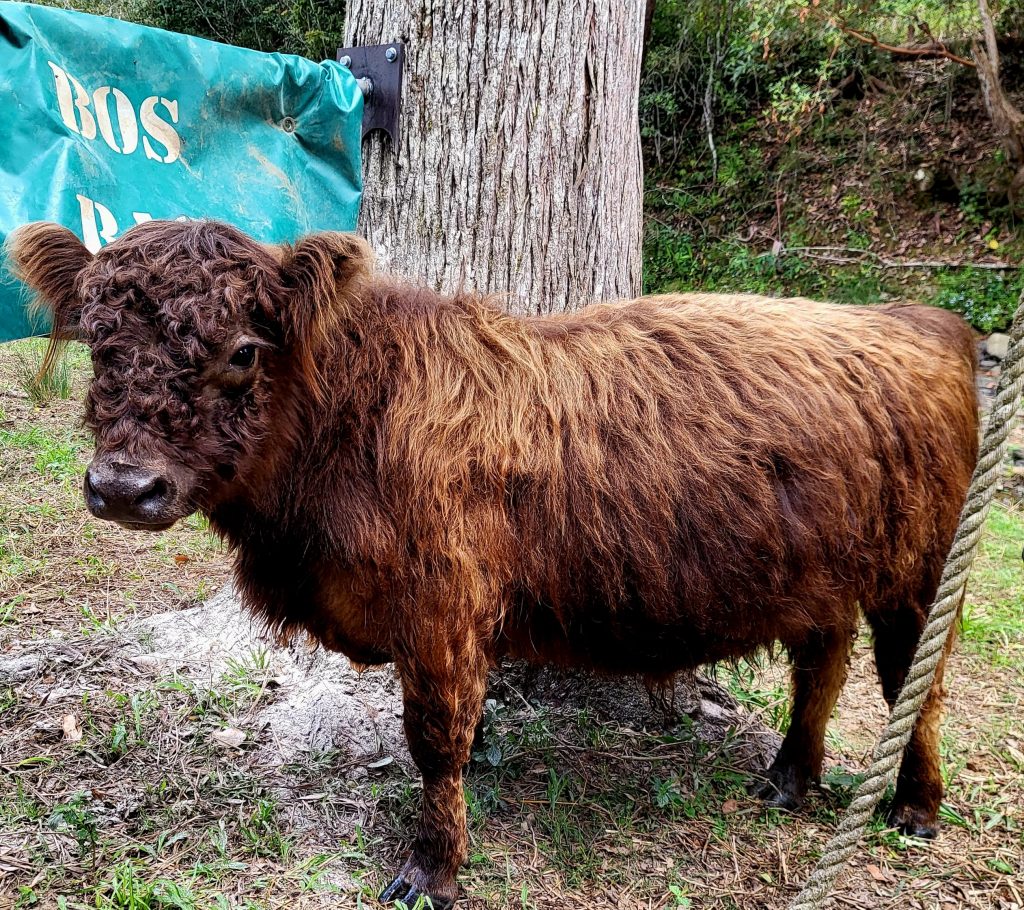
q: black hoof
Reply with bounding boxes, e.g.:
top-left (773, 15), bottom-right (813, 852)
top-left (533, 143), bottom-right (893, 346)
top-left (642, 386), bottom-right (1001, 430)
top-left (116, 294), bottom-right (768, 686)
top-left (380, 874), bottom-right (454, 909)
top-left (887, 803), bottom-right (939, 839)
top-left (751, 764), bottom-right (807, 812)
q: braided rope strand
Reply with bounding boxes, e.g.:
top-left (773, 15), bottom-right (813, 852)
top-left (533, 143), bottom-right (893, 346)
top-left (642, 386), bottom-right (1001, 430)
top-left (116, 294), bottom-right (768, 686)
top-left (789, 296), bottom-right (1024, 910)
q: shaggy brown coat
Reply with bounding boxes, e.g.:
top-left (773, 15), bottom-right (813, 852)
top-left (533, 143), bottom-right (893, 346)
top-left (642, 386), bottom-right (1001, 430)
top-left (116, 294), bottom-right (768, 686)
top-left (10, 220), bottom-right (978, 908)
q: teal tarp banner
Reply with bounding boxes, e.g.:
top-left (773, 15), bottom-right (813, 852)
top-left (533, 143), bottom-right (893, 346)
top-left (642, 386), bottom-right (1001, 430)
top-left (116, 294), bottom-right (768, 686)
top-left (0, 1), bottom-right (363, 342)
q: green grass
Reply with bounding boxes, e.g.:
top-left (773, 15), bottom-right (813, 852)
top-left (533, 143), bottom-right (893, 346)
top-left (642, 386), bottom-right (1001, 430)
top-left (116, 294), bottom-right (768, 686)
top-left (935, 270), bottom-right (1024, 334)
top-left (238, 797), bottom-right (292, 861)
top-left (220, 648), bottom-right (273, 706)
top-left (102, 690), bottom-right (160, 757)
top-left (8, 338), bottom-right (89, 406)
top-left (533, 768), bottom-right (604, 884)
top-left (644, 220), bottom-right (1024, 329)
top-left (18, 356), bottom-right (72, 406)
top-left (721, 658), bottom-right (791, 733)
top-left (960, 504), bottom-right (1024, 668)
top-left (643, 224), bottom-right (891, 305)
top-left (47, 792), bottom-right (100, 858)
top-left (0, 424), bottom-right (88, 483)
top-left (95, 861), bottom-right (205, 910)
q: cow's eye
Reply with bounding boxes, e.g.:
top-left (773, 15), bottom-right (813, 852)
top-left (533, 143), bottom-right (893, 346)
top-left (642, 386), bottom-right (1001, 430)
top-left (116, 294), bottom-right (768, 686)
top-left (229, 345), bottom-right (257, 369)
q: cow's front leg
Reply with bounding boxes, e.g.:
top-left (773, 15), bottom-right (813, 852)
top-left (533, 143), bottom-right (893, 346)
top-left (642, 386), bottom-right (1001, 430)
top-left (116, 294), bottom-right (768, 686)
top-left (380, 637), bottom-right (489, 908)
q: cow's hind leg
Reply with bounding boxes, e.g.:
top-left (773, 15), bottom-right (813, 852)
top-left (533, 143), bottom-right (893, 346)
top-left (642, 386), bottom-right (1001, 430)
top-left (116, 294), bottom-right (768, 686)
top-left (755, 624), bottom-right (855, 811)
top-left (866, 595), bottom-right (958, 838)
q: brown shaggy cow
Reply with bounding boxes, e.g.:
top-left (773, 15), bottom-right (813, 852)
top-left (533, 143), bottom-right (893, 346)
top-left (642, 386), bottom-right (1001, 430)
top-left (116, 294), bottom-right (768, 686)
top-left (10, 220), bottom-right (978, 908)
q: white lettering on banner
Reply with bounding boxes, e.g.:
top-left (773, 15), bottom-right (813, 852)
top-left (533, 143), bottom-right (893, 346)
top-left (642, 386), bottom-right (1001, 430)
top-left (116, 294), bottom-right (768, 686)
top-left (77, 194), bottom-right (118, 253)
top-left (47, 61), bottom-right (96, 140)
top-left (47, 62), bottom-right (182, 164)
top-left (77, 193), bottom-right (189, 253)
top-left (140, 97), bottom-right (181, 163)
top-left (93, 86), bottom-right (139, 155)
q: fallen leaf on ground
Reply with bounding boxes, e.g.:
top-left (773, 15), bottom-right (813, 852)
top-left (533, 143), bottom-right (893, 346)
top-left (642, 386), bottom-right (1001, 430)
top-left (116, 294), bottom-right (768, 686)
top-left (210, 727), bottom-right (246, 748)
top-left (866, 863), bottom-right (888, 882)
top-left (61, 713), bottom-right (82, 742)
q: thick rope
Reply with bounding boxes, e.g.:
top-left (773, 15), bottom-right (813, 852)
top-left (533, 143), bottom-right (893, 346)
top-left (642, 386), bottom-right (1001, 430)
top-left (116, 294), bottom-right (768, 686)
top-left (790, 294), bottom-right (1024, 910)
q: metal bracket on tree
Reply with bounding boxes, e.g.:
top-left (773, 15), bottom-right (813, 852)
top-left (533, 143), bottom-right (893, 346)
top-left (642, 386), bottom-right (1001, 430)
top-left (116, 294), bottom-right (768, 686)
top-left (337, 43), bottom-right (404, 150)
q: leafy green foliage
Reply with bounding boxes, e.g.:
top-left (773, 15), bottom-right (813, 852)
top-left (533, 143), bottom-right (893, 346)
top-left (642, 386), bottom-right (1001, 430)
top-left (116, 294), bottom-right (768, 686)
top-left (934, 269), bottom-right (1024, 333)
top-left (641, 1), bottom-right (1021, 329)
top-left (47, 792), bottom-right (99, 857)
top-left (644, 223), bottom-right (889, 303)
top-left (96, 861), bottom-right (201, 910)
top-left (136, 0), bottom-right (346, 60)
top-left (640, 0), bottom-right (867, 168)
top-left (33, 0), bottom-right (346, 60)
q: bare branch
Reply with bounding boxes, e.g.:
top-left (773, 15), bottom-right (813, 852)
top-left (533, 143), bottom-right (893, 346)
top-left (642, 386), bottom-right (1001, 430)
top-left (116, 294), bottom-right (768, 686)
top-left (836, 21), bottom-right (977, 67)
top-left (977, 0), bottom-right (1001, 75)
top-left (770, 245), bottom-right (1020, 270)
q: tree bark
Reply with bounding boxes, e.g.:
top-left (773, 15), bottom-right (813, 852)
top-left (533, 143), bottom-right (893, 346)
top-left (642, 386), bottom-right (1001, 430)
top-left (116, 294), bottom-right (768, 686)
top-left (344, 0), bottom-right (644, 313)
top-left (344, 0), bottom-right (746, 738)
top-left (973, 0), bottom-right (1024, 207)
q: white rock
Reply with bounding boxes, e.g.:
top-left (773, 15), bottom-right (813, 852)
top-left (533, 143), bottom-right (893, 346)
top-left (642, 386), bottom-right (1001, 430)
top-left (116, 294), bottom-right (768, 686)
top-left (62, 712), bottom-right (82, 742)
top-left (985, 332), bottom-right (1010, 360)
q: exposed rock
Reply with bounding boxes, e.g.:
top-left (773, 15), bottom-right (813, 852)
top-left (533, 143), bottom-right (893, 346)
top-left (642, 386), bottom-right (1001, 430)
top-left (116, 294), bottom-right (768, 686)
top-left (136, 586), bottom-right (412, 768)
top-left (132, 586), bottom-right (778, 773)
top-left (985, 332), bottom-right (1011, 360)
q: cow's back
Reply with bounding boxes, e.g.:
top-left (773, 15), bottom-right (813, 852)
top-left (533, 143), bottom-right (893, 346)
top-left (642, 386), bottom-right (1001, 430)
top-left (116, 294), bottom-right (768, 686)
top-left (495, 293), bottom-right (978, 672)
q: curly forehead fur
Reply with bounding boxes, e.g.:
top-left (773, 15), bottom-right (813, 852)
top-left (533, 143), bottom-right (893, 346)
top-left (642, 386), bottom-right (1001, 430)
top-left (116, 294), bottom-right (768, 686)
top-left (78, 225), bottom-right (275, 455)
top-left (80, 220), bottom-right (284, 351)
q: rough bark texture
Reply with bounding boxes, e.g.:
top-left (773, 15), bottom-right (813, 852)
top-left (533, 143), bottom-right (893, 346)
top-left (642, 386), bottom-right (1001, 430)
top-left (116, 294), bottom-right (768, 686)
top-left (973, 0), bottom-right (1024, 208)
top-left (345, 0), bottom-right (644, 313)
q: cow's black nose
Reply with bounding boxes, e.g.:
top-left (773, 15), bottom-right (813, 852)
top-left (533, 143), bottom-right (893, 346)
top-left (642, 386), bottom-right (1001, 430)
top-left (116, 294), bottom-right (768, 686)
top-left (84, 462), bottom-right (175, 525)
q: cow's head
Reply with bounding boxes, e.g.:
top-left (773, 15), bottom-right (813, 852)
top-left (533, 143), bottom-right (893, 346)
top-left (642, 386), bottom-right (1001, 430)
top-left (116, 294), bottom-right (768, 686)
top-left (8, 220), bottom-right (370, 530)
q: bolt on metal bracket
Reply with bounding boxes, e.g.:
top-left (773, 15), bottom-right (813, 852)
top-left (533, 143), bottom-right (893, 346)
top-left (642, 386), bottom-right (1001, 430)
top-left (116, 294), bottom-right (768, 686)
top-left (337, 43), bottom-right (404, 150)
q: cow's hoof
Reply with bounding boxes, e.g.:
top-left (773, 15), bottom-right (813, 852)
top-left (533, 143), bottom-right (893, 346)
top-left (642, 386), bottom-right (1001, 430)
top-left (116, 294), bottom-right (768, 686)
top-left (887, 802), bottom-right (939, 839)
top-left (751, 764), bottom-right (806, 812)
top-left (380, 868), bottom-right (455, 909)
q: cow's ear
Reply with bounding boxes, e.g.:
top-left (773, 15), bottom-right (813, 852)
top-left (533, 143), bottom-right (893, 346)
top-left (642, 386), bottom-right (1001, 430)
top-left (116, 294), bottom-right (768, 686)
top-left (276, 232), bottom-right (372, 401)
top-left (278, 232), bottom-right (371, 311)
top-left (7, 223), bottom-right (93, 374)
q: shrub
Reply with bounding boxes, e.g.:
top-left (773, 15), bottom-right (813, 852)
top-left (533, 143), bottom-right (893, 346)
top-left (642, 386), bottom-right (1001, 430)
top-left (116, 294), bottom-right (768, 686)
top-left (30, 0), bottom-right (346, 60)
top-left (935, 269), bottom-right (1024, 333)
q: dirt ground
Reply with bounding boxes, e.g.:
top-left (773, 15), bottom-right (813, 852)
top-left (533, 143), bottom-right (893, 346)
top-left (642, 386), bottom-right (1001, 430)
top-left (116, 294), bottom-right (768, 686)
top-left (1, 337), bottom-right (1022, 910)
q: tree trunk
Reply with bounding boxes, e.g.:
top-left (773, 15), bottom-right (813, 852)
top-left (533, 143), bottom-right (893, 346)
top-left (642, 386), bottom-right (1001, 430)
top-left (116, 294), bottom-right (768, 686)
top-left (344, 0), bottom-right (747, 730)
top-left (344, 0), bottom-right (644, 313)
top-left (974, 0), bottom-right (1024, 208)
